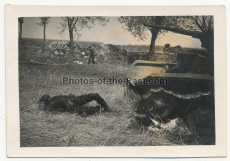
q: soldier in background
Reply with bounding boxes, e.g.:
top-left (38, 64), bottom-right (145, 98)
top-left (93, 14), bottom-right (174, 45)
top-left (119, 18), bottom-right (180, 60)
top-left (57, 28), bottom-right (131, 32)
top-left (88, 46), bottom-right (96, 64)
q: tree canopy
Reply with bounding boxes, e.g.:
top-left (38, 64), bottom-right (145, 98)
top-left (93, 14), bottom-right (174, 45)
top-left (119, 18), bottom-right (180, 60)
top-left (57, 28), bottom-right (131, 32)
top-left (118, 16), bottom-right (213, 59)
top-left (118, 16), bottom-right (178, 58)
top-left (59, 17), bottom-right (109, 38)
top-left (177, 16), bottom-right (213, 33)
top-left (37, 17), bottom-right (51, 26)
top-left (59, 17), bottom-right (109, 52)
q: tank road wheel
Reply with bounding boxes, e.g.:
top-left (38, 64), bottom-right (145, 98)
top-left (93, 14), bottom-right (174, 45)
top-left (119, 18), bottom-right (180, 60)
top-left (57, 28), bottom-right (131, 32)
top-left (184, 94), bottom-right (215, 140)
top-left (136, 93), bottom-right (175, 127)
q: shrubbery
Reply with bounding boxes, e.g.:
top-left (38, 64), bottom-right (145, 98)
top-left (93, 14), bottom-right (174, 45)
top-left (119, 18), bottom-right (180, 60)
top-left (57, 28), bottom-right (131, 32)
top-left (19, 39), bottom-right (190, 65)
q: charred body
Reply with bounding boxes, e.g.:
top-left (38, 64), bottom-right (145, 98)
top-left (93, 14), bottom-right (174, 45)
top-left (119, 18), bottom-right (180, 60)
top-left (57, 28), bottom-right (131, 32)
top-left (39, 93), bottom-right (112, 115)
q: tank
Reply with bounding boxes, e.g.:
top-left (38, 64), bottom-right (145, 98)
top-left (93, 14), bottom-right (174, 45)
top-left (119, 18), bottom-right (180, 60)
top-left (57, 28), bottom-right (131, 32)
top-left (126, 24), bottom-right (215, 139)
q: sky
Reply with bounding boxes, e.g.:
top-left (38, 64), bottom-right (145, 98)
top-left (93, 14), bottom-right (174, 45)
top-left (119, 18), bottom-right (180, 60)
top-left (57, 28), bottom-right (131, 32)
top-left (20, 17), bottom-right (202, 48)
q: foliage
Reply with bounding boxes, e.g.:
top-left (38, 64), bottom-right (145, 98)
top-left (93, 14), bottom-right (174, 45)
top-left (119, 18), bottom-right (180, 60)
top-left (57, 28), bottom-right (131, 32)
top-left (118, 16), bottom-right (181, 40)
top-left (58, 17), bottom-right (109, 53)
top-left (37, 17), bottom-right (51, 26)
top-left (117, 16), bottom-right (214, 42)
top-left (59, 17), bottom-right (109, 39)
top-left (106, 44), bottom-right (123, 52)
top-left (48, 41), bottom-right (80, 51)
top-left (118, 16), bottom-right (213, 57)
top-left (37, 17), bottom-right (51, 47)
top-left (117, 16), bottom-right (179, 55)
top-left (87, 44), bottom-right (105, 51)
top-left (176, 16), bottom-right (213, 33)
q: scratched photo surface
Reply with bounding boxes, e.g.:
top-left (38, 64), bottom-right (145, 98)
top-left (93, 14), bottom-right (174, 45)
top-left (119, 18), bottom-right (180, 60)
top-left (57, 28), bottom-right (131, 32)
top-left (18, 16), bottom-right (215, 147)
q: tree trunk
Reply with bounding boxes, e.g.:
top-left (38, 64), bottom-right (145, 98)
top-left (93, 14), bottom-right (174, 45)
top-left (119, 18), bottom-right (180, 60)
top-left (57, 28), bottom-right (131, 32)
top-left (146, 16), bottom-right (165, 60)
top-left (42, 24), bottom-right (46, 52)
top-left (147, 29), bottom-right (159, 59)
top-left (43, 24), bottom-right (46, 46)
top-left (19, 21), bottom-right (23, 46)
top-left (69, 29), bottom-right (74, 53)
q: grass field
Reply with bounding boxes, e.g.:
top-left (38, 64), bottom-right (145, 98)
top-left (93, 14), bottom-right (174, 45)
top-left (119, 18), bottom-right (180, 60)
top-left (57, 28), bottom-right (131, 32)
top-left (19, 61), bottom-right (209, 147)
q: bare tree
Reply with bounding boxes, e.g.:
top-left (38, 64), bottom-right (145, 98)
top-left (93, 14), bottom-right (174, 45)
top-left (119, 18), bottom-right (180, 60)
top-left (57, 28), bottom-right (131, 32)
top-left (59, 17), bottom-right (109, 53)
top-left (171, 16), bottom-right (214, 53)
top-left (189, 16), bottom-right (214, 52)
top-left (18, 17), bottom-right (24, 46)
top-left (37, 17), bottom-right (51, 47)
top-left (188, 16), bottom-right (213, 33)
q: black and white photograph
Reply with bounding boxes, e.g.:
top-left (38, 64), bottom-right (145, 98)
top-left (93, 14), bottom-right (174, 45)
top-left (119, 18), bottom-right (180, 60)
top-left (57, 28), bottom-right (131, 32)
top-left (5, 5), bottom-right (226, 157)
top-left (18, 15), bottom-right (215, 146)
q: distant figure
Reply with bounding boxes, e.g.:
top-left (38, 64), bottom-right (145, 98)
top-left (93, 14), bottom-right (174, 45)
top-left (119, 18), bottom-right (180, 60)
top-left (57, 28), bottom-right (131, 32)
top-left (88, 47), bottom-right (96, 64)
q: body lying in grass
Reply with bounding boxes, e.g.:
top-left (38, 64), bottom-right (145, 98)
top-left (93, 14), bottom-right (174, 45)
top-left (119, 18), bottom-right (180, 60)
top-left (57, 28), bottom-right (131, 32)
top-left (39, 93), bottom-right (112, 115)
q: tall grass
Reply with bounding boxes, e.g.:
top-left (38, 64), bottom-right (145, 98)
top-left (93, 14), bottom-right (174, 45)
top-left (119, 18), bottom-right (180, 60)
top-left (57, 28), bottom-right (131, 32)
top-left (19, 62), bottom-right (207, 147)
